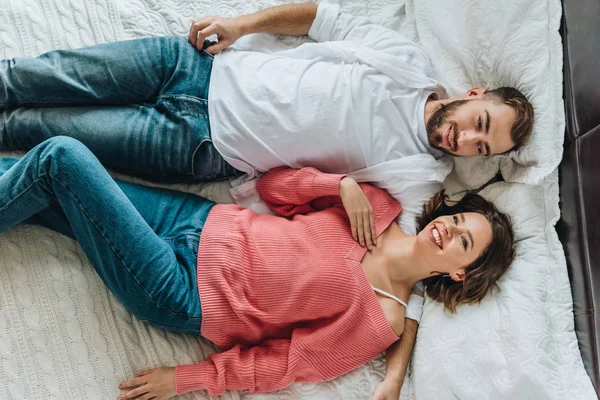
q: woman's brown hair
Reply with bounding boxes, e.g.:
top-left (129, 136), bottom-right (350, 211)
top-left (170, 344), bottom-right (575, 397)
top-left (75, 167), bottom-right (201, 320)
top-left (416, 190), bottom-right (516, 312)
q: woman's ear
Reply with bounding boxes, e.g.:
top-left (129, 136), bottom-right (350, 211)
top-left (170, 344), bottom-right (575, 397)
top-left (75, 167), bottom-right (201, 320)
top-left (451, 269), bottom-right (466, 282)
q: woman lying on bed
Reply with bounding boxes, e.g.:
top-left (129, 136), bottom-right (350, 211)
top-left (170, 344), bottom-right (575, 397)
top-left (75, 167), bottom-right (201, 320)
top-left (0, 136), bottom-right (515, 399)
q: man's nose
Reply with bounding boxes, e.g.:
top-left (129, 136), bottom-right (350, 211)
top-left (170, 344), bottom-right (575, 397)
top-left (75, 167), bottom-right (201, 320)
top-left (457, 130), bottom-right (483, 147)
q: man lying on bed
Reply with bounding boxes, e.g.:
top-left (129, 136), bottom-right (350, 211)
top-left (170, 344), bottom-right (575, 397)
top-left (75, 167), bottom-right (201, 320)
top-left (0, 2), bottom-right (534, 398)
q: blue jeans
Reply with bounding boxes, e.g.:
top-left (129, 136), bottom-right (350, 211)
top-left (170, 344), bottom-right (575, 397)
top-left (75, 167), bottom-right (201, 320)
top-left (0, 136), bottom-right (216, 335)
top-left (0, 36), bottom-right (238, 182)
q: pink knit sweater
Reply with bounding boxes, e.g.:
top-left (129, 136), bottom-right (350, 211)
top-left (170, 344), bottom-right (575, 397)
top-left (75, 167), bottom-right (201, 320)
top-left (175, 167), bottom-right (402, 395)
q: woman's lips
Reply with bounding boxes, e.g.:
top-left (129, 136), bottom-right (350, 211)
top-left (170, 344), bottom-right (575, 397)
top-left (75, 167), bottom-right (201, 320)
top-left (430, 226), bottom-right (443, 249)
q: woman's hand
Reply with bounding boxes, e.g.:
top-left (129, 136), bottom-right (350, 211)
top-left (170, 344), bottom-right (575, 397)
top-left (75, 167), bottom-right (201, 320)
top-left (118, 367), bottom-right (177, 400)
top-left (188, 16), bottom-right (244, 54)
top-left (371, 376), bottom-right (402, 400)
top-left (340, 177), bottom-right (377, 249)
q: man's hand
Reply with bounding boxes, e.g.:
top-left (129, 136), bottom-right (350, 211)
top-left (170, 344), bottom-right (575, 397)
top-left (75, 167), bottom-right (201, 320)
top-left (118, 367), bottom-right (177, 400)
top-left (188, 16), bottom-right (244, 54)
top-left (372, 376), bottom-right (403, 400)
top-left (188, 4), bottom-right (317, 55)
top-left (340, 177), bottom-right (377, 249)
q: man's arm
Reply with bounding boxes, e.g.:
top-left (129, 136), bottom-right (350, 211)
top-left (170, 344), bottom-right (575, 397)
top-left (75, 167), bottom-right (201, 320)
top-left (189, 3), bottom-right (318, 53)
top-left (372, 318), bottom-right (418, 400)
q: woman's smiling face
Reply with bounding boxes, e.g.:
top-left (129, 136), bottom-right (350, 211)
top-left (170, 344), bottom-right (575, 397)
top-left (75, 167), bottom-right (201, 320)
top-left (417, 212), bottom-right (493, 281)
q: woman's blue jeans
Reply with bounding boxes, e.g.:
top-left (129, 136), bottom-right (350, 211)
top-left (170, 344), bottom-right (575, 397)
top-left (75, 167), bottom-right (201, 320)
top-left (0, 136), bottom-right (216, 335)
top-left (0, 36), bottom-right (238, 182)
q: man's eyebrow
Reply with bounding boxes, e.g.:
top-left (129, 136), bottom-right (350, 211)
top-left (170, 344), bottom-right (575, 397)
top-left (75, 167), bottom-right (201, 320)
top-left (461, 214), bottom-right (475, 250)
top-left (484, 110), bottom-right (492, 155)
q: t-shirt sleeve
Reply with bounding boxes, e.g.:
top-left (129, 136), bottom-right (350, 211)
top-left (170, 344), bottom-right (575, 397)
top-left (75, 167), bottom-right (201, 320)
top-left (405, 281), bottom-right (425, 322)
top-left (308, 2), bottom-right (410, 55)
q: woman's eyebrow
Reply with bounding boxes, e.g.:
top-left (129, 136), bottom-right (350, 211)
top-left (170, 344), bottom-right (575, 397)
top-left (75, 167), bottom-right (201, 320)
top-left (461, 213), bottom-right (475, 250)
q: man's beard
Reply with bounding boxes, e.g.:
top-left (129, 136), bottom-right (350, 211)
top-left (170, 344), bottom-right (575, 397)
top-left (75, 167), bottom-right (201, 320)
top-left (426, 99), bottom-right (469, 155)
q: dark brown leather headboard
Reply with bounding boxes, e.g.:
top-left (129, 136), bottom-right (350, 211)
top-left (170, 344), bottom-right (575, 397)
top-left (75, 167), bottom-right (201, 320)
top-left (557, 0), bottom-right (600, 393)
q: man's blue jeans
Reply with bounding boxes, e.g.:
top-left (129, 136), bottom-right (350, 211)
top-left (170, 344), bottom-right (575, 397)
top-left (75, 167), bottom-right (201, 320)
top-left (0, 36), bottom-right (238, 182)
top-left (0, 136), bottom-right (216, 335)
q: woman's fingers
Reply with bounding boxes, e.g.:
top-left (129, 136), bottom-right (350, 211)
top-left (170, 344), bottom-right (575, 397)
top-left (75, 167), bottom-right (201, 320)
top-left (339, 177), bottom-right (377, 248)
top-left (137, 369), bottom-right (154, 377)
top-left (370, 210), bottom-right (377, 246)
top-left (350, 213), bottom-right (358, 241)
top-left (356, 211), bottom-right (365, 247)
top-left (119, 376), bottom-right (146, 389)
top-left (363, 209), bottom-right (373, 249)
top-left (118, 384), bottom-right (149, 400)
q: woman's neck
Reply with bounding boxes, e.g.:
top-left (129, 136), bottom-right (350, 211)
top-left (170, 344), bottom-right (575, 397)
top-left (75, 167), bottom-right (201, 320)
top-left (369, 223), bottom-right (434, 290)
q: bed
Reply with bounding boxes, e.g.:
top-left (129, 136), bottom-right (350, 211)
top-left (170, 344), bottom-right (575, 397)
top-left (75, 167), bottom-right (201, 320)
top-left (0, 0), bottom-right (596, 399)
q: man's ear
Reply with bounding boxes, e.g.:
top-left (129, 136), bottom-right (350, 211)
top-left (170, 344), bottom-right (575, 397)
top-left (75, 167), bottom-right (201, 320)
top-left (463, 87), bottom-right (487, 99)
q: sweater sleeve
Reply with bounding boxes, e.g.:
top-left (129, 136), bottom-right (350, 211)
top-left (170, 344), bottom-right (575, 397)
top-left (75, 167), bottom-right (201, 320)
top-left (175, 339), bottom-right (321, 396)
top-left (308, 2), bottom-right (410, 55)
top-left (256, 167), bottom-right (346, 216)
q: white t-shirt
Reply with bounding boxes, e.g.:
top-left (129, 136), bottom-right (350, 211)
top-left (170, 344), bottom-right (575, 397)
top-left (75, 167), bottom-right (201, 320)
top-left (207, 2), bottom-right (453, 321)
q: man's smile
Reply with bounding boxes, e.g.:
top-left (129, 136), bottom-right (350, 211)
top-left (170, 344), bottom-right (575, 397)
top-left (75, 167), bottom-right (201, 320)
top-left (442, 124), bottom-right (457, 151)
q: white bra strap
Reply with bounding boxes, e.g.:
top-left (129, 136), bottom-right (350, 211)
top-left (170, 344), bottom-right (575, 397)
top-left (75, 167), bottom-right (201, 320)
top-left (371, 286), bottom-right (408, 308)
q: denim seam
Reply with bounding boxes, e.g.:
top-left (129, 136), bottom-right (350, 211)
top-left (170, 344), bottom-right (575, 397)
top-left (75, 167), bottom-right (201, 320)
top-left (159, 93), bottom-right (208, 104)
top-left (0, 179), bottom-right (43, 214)
top-left (158, 94), bottom-right (208, 114)
top-left (0, 111), bottom-right (6, 145)
top-left (49, 172), bottom-right (202, 321)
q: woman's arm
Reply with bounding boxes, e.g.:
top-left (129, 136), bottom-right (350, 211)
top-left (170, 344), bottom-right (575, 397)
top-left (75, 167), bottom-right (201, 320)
top-left (257, 166), bottom-right (346, 216)
top-left (259, 167), bottom-right (398, 248)
top-left (119, 339), bottom-right (316, 397)
top-left (372, 318), bottom-right (417, 400)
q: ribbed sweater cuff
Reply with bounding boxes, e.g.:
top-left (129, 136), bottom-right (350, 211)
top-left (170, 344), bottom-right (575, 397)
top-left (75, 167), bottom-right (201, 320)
top-left (175, 362), bottom-right (217, 395)
top-left (312, 173), bottom-right (346, 197)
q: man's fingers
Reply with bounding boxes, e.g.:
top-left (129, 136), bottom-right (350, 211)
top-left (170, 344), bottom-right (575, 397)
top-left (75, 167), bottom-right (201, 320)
top-left (189, 18), bottom-right (212, 45)
top-left (196, 25), bottom-right (219, 50)
top-left (206, 40), bottom-right (229, 55)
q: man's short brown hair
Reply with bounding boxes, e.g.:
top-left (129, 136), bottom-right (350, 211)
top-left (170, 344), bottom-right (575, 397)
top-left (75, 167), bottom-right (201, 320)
top-left (485, 87), bottom-right (534, 152)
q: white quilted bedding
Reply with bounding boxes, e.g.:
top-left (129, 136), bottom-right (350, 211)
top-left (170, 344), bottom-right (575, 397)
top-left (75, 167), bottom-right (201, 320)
top-left (0, 0), bottom-right (595, 399)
